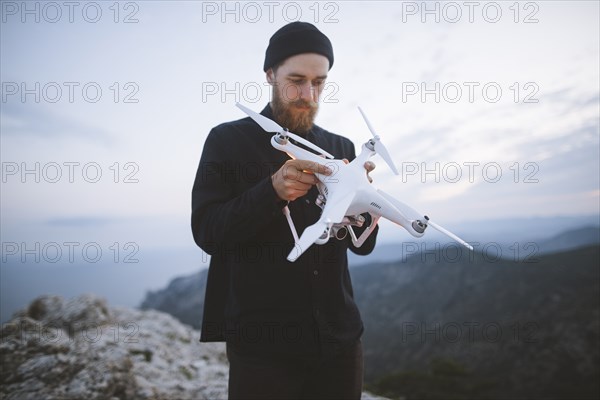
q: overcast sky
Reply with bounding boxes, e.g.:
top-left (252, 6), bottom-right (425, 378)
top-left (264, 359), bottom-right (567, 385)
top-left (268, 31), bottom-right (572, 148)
top-left (2, 0), bottom-right (599, 250)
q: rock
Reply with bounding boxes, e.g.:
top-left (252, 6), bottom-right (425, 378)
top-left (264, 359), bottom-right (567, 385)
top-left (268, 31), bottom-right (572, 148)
top-left (15, 293), bottom-right (112, 334)
top-left (1, 294), bottom-right (387, 400)
top-left (1, 294), bottom-right (227, 400)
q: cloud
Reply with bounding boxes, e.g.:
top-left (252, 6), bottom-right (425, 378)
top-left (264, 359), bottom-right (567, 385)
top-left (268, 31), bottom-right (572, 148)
top-left (0, 101), bottom-right (113, 144)
top-left (45, 216), bottom-right (115, 228)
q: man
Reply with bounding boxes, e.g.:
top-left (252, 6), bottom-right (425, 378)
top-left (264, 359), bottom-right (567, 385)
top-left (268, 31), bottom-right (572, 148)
top-left (191, 21), bottom-right (378, 399)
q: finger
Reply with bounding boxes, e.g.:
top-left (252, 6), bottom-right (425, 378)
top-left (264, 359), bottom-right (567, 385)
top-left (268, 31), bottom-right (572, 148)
top-left (281, 164), bottom-right (319, 184)
top-left (296, 172), bottom-right (319, 185)
top-left (285, 186), bottom-right (312, 201)
top-left (281, 173), bottom-right (313, 188)
top-left (293, 160), bottom-right (332, 176)
top-left (342, 158), bottom-right (349, 165)
top-left (364, 161), bottom-right (376, 172)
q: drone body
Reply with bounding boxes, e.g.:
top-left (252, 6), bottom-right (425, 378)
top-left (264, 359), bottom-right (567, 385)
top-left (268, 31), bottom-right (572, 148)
top-left (236, 103), bottom-right (473, 262)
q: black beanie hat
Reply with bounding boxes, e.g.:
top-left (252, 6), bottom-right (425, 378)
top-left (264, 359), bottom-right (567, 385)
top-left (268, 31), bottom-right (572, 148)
top-left (263, 22), bottom-right (334, 72)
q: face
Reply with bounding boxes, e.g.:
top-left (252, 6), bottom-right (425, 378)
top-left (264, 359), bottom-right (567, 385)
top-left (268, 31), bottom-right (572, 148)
top-left (266, 53), bottom-right (329, 135)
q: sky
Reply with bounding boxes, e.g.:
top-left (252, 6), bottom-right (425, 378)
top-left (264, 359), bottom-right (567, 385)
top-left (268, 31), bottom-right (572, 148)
top-left (1, 1), bottom-right (599, 315)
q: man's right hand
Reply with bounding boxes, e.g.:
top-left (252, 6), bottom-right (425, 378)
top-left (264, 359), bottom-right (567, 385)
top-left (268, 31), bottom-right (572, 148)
top-left (272, 159), bottom-right (332, 202)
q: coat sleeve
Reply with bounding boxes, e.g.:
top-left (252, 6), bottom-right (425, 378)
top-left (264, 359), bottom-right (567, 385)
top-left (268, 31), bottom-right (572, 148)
top-left (191, 128), bottom-right (286, 255)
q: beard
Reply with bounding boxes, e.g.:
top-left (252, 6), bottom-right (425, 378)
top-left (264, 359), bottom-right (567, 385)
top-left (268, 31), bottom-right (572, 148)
top-left (271, 88), bottom-right (319, 136)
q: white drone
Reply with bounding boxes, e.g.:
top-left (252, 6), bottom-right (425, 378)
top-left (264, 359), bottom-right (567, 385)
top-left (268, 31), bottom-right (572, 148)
top-left (236, 103), bottom-right (473, 262)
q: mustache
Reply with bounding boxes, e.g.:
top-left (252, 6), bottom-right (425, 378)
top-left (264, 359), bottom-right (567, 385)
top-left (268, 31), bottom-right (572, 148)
top-left (292, 99), bottom-right (318, 109)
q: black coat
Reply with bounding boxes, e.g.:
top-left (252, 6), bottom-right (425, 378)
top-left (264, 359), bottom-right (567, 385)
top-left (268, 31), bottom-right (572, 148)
top-left (191, 104), bottom-right (378, 356)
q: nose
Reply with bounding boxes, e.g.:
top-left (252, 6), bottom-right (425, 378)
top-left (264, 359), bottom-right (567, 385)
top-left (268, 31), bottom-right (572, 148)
top-left (299, 82), bottom-right (316, 103)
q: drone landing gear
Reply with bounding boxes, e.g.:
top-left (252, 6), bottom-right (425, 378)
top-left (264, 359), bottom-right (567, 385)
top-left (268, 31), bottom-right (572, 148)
top-left (282, 205), bottom-right (378, 249)
top-left (347, 215), bottom-right (380, 248)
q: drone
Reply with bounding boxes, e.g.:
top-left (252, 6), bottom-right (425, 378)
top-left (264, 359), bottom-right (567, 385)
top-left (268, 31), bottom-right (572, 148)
top-left (236, 103), bottom-right (473, 262)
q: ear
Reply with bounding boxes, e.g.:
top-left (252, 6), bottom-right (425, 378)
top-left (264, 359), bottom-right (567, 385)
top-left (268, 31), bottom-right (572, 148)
top-left (266, 68), bottom-right (275, 85)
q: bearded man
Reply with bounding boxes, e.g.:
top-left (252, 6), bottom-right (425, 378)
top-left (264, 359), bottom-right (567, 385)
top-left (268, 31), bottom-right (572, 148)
top-left (191, 21), bottom-right (378, 399)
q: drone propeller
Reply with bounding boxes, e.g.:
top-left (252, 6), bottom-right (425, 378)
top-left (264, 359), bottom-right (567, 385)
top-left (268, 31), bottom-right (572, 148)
top-left (357, 107), bottom-right (399, 175)
top-left (236, 102), bottom-right (283, 133)
top-left (236, 103), bottom-right (334, 159)
top-left (425, 217), bottom-right (474, 251)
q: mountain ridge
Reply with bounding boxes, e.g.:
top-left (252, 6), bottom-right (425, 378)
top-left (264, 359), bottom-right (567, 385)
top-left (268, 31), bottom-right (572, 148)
top-left (354, 244), bottom-right (599, 399)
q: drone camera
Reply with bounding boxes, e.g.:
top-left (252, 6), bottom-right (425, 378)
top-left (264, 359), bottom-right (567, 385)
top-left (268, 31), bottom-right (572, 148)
top-left (331, 226), bottom-right (348, 240)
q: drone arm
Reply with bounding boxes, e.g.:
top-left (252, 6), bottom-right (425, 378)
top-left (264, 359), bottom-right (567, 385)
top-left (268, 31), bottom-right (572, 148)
top-left (274, 139), bottom-right (334, 166)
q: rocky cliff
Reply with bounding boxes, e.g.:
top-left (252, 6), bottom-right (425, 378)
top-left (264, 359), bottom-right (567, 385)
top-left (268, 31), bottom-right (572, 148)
top-left (1, 294), bottom-right (387, 400)
top-left (141, 270), bottom-right (207, 330)
top-left (1, 294), bottom-right (228, 399)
